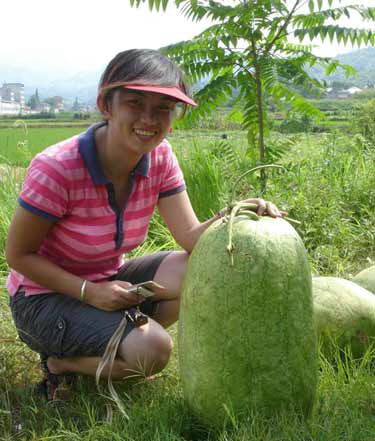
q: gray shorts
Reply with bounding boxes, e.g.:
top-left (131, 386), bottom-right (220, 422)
top-left (9, 251), bottom-right (171, 359)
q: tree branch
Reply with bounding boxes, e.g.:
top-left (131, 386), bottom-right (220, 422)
top-left (264, 0), bottom-right (303, 55)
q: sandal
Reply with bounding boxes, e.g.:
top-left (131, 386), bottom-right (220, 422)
top-left (35, 354), bottom-right (76, 402)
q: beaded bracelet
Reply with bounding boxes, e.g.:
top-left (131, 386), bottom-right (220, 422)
top-left (80, 279), bottom-right (88, 302)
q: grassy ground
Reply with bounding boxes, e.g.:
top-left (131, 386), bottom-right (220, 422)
top-left (1, 126), bottom-right (375, 439)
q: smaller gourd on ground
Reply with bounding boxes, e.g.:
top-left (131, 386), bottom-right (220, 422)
top-left (351, 265), bottom-right (375, 295)
top-left (312, 276), bottom-right (375, 357)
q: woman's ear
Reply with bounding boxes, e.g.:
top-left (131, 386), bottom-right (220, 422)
top-left (96, 94), bottom-right (111, 120)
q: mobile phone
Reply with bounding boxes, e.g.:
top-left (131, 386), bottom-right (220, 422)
top-left (127, 281), bottom-right (165, 298)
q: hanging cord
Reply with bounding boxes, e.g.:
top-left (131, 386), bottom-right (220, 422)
top-left (96, 311), bottom-right (130, 420)
top-left (96, 308), bottom-right (147, 421)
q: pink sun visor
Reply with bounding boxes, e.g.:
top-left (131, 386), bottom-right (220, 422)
top-left (123, 84), bottom-right (197, 107)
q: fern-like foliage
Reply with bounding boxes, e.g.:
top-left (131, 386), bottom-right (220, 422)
top-left (130, 0), bottom-right (375, 170)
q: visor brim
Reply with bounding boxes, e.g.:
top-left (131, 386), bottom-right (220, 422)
top-left (123, 84), bottom-right (197, 107)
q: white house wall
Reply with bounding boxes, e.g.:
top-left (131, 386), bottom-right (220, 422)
top-left (0, 100), bottom-right (22, 115)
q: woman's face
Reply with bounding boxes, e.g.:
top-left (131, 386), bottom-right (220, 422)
top-left (105, 89), bottom-right (177, 155)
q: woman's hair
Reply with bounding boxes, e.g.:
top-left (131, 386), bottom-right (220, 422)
top-left (98, 49), bottom-right (191, 115)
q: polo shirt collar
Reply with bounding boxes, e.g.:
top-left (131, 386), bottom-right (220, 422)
top-left (78, 122), bottom-right (150, 185)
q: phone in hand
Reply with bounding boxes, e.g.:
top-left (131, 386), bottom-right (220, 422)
top-left (127, 281), bottom-right (165, 298)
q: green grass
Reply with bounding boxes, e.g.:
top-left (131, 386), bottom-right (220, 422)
top-left (262, 131), bottom-right (375, 276)
top-left (2, 125), bottom-right (375, 439)
top-left (0, 127), bottom-right (86, 166)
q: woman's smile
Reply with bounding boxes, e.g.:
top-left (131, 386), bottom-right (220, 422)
top-left (133, 128), bottom-right (159, 137)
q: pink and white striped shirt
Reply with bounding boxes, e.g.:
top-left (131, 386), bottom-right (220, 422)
top-left (6, 122), bottom-right (185, 296)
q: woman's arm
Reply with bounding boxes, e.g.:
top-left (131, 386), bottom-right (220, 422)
top-left (157, 191), bottom-right (220, 253)
top-left (157, 191), bottom-right (283, 253)
top-left (6, 206), bottom-right (85, 297)
top-left (5, 206), bottom-right (142, 311)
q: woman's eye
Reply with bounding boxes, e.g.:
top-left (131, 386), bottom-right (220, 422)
top-left (128, 99), bottom-right (142, 106)
top-left (158, 105), bottom-right (175, 113)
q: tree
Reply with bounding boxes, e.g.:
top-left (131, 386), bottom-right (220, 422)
top-left (27, 88), bottom-right (41, 111)
top-left (352, 99), bottom-right (375, 144)
top-left (45, 96), bottom-right (64, 110)
top-left (72, 97), bottom-right (80, 112)
top-left (130, 0), bottom-right (375, 191)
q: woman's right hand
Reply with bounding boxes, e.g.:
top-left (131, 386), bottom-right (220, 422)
top-left (85, 280), bottom-right (144, 311)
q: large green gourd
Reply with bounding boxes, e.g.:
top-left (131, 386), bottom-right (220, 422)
top-left (312, 276), bottom-right (375, 357)
top-left (351, 265), bottom-right (375, 294)
top-left (178, 216), bottom-right (317, 428)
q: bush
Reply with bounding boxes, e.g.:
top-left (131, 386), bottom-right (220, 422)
top-left (351, 100), bottom-right (375, 145)
top-left (279, 113), bottom-right (312, 133)
top-left (17, 112), bottom-right (56, 120)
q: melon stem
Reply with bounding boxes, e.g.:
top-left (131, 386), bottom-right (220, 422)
top-left (284, 216), bottom-right (301, 225)
top-left (224, 164), bottom-right (300, 266)
top-left (237, 209), bottom-right (261, 220)
top-left (230, 164), bottom-right (284, 202)
top-left (227, 201), bottom-right (259, 266)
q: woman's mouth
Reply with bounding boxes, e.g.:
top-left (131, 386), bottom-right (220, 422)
top-left (134, 128), bottom-right (158, 137)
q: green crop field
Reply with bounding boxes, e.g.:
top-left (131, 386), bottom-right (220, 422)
top-left (0, 127), bottom-right (87, 166)
top-left (1, 118), bottom-right (375, 440)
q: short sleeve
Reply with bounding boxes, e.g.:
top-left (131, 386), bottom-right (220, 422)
top-left (18, 155), bottom-right (69, 220)
top-left (158, 146), bottom-right (186, 199)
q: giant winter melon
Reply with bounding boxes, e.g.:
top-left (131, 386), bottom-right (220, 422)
top-left (351, 265), bottom-right (375, 295)
top-left (312, 276), bottom-right (375, 357)
top-left (178, 215), bottom-right (317, 428)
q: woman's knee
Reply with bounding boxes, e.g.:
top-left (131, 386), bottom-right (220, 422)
top-left (118, 320), bottom-right (173, 376)
top-left (145, 329), bottom-right (173, 371)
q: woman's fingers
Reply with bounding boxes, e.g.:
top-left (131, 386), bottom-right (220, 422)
top-left (255, 198), bottom-right (267, 216)
top-left (264, 201), bottom-right (281, 217)
top-left (121, 289), bottom-right (144, 305)
top-left (109, 281), bottom-right (144, 306)
top-left (243, 198), bottom-right (286, 218)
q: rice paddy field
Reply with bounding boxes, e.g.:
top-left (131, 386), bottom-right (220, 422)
top-left (0, 127), bottom-right (85, 166)
top-left (1, 119), bottom-right (375, 440)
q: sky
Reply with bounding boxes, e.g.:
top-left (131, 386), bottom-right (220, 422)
top-left (2, 0), bottom-right (375, 75)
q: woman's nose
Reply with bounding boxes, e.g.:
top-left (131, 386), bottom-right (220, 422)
top-left (139, 105), bottom-right (157, 123)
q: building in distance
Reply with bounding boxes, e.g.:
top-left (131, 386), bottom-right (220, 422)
top-left (0, 82), bottom-right (25, 115)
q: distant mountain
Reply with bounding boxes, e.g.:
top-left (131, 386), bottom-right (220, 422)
top-left (310, 47), bottom-right (375, 87)
top-left (0, 63), bottom-right (104, 106)
top-left (2, 47), bottom-right (375, 106)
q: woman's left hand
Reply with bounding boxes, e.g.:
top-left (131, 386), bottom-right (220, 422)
top-left (241, 198), bottom-right (287, 218)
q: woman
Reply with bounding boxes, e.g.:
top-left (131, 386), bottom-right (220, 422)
top-left (6, 49), bottom-right (282, 401)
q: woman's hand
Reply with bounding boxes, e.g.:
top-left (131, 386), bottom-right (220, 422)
top-left (236, 198), bottom-right (287, 218)
top-left (84, 280), bottom-right (144, 311)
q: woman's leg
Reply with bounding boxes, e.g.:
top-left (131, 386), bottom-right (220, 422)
top-left (48, 251), bottom-right (188, 378)
top-left (48, 317), bottom-right (173, 379)
top-left (12, 251), bottom-right (189, 384)
top-left (151, 250), bottom-right (189, 328)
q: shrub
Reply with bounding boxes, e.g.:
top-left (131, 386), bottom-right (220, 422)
top-left (279, 113), bottom-right (312, 133)
top-left (351, 100), bottom-right (375, 145)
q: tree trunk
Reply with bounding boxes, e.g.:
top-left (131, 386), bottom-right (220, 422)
top-left (254, 62), bottom-right (266, 193)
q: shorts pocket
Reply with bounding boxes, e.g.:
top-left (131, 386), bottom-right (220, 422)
top-left (10, 294), bottom-right (68, 357)
top-left (48, 317), bottom-right (67, 358)
top-left (17, 316), bottom-right (67, 358)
